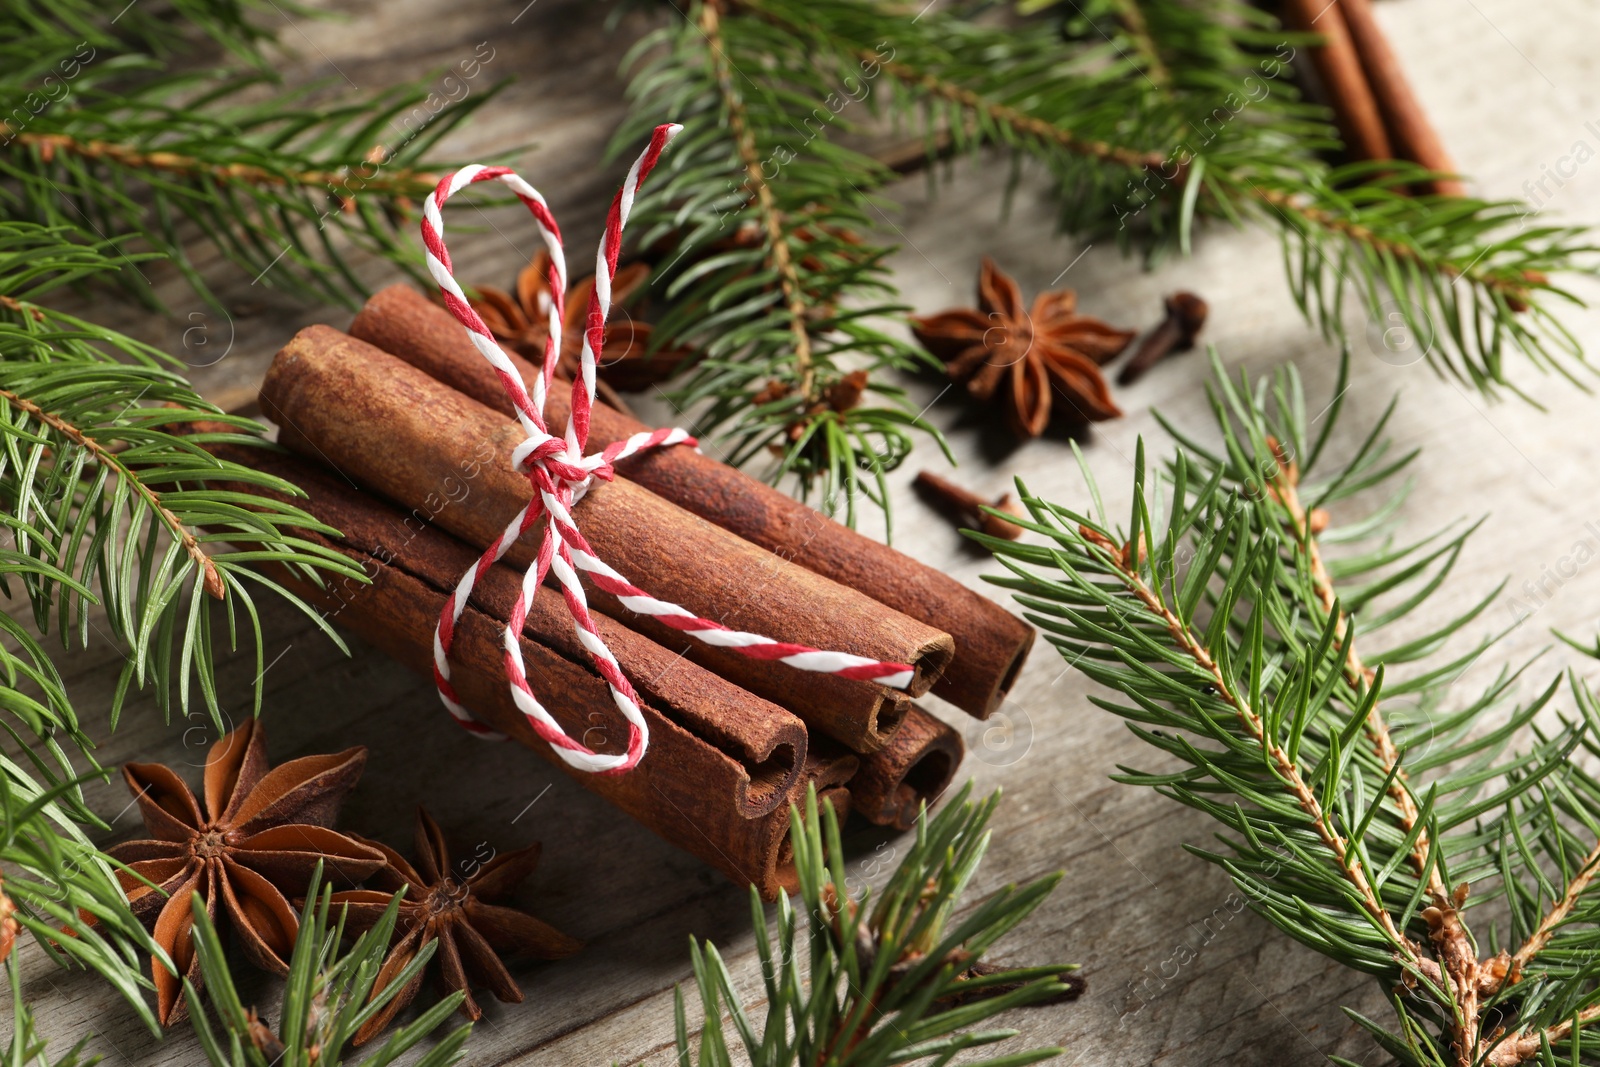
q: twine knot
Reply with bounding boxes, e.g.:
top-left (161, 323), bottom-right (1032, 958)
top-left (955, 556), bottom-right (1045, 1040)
top-left (510, 431), bottom-right (613, 503)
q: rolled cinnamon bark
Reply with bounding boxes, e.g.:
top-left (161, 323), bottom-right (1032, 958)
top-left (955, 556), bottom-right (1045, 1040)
top-left (761, 744), bottom-right (859, 895)
top-left (215, 443), bottom-right (808, 814)
top-left (804, 744), bottom-right (860, 810)
top-left (729, 804), bottom-right (803, 899)
top-left (1282, 0), bottom-right (1393, 163)
top-left (1335, 0), bottom-right (1465, 197)
top-left (730, 764), bottom-right (855, 899)
top-left (849, 706), bottom-right (964, 832)
top-left (350, 285), bottom-right (1034, 718)
top-left (736, 742), bottom-right (864, 902)
top-left (259, 327), bottom-right (952, 754)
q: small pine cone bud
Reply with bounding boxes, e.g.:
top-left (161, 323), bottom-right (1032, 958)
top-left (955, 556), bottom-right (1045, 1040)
top-left (825, 370), bottom-right (870, 413)
top-left (246, 1009), bottom-right (285, 1061)
top-left (1078, 525), bottom-right (1121, 557)
top-left (0, 885), bottom-right (16, 964)
top-left (819, 882), bottom-right (842, 921)
top-left (1478, 952), bottom-right (1512, 994)
top-left (752, 379), bottom-right (792, 406)
top-left (1506, 270), bottom-right (1546, 314)
top-left (1121, 535), bottom-right (1149, 569)
top-left (1265, 436), bottom-right (1298, 485)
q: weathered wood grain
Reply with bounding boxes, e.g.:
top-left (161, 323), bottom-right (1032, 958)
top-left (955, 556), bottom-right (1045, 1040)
top-left (9, 0), bottom-right (1600, 1064)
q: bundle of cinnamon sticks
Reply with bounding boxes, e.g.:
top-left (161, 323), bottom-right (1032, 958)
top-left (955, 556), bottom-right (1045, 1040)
top-left (1283, 0), bottom-right (1464, 196)
top-left (227, 285), bottom-right (1032, 898)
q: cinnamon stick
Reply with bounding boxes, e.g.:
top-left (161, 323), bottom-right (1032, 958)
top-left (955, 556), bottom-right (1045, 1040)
top-left (848, 706), bottom-right (964, 831)
top-left (1335, 0), bottom-right (1465, 196)
top-left (259, 327), bottom-right (952, 754)
top-left (214, 442), bottom-right (809, 817)
top-left (216, 443), bottom-right (841, 897)
top-left (350, 286), bottom-right (1034, 718)
top-left (1282, 0), bottom-right (1393, 163)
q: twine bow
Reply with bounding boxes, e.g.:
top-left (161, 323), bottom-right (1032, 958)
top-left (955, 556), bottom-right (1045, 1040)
top-left (421, 124), bottom-right (915, 775)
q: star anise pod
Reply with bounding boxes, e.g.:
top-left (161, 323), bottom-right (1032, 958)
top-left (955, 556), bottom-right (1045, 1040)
top-left (911, 256), bottom-right (1134, 438)
top-left (106, 720), bottom-right (385, 1026)
top-left (468, 250), bottom-right (696, 393)
top-left (328, 808), bottom-right (581, 1045)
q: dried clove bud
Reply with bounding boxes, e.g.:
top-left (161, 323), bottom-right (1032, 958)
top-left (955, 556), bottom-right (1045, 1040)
top-left (914, 471), bottom-right (1025, 540)
top-left (1117, 291), bottom-right (1208, 385)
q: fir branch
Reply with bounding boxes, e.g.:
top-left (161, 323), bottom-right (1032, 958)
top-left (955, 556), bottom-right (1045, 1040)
top-left (1508, 836), bottom-right (1600, 983)
top-left (1072, 482), bottom-right (1419, 958)
top-left (187, 867), bottom-right (473, 1067)
top-left (617, 0), bottom-right (1595, 517)
top-left (2, 378), bottom-right (357, 717)
top-left (1237, 166), bottom-right (1594, 395)
top-left (0, 722), bottom-right (162, 1034)
top-left (697, 0), bottom-right (817, 397)
top-left (0, 70), bottom-right (501, 308)
top-left (867, 47), bottom-right (1168, 174)
top-left (1259, 420), bottom-right (1444, 906)
top-left (729, 0), bottom-right (1186, 231)
top-left (0, 335), bottom-right (365, 722)
top-left (3, 130), bottom-right (443, 203)
top-left (982, 351), bottom-right (1600, 1065)
top-left (0, 2), bottom-right (485, 1048)
top-left (0, 0), bottom-right (286, 68)
top-left (614, 1), bottom-right (945, 530)
top-left (0, 224), bottom-right (366, 1042)
top-left (678, 784), bottom-right (1077, 1067)
top-left (0, 379), bottom-right (223, 597)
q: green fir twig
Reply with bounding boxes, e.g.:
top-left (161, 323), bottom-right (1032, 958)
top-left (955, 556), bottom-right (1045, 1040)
top-left (679, 783), bottom-right (1078, 1067)
top-left (0, 6), bottom-right (502, 308)
top-left (186, 867), bottom-right (473, 1067)
top-left (612, 0), bottom-right (949, 533)
top-left (984, 351), bottom-right (1600, 1065)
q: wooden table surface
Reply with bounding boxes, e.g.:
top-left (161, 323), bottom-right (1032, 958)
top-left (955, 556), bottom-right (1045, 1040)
top-left (12, 1), bottom-right (1600, 1064)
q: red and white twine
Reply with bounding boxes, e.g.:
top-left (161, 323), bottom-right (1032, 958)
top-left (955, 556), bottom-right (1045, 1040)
top-left (421, 124), bottom-right (916, 775)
